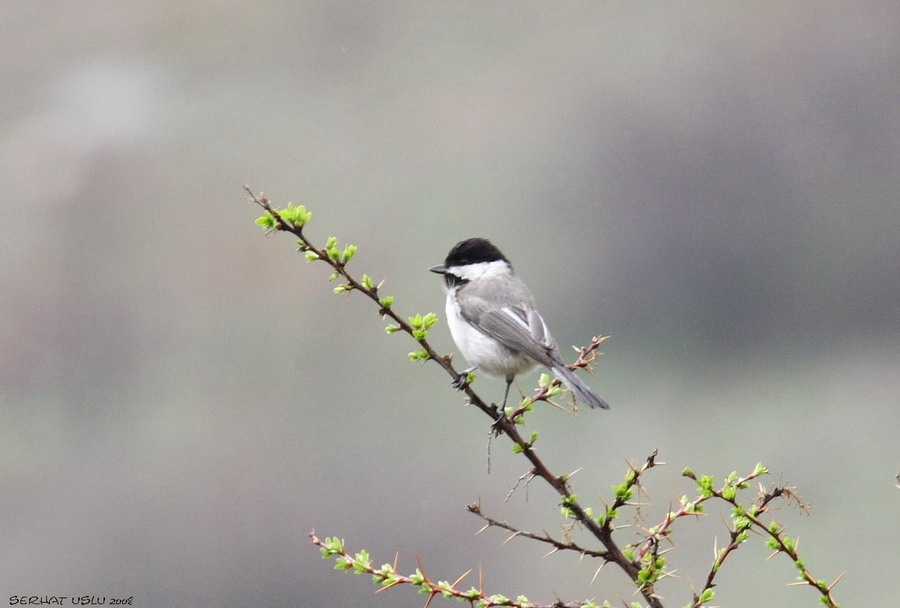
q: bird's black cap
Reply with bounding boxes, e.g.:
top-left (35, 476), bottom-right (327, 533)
top-left (441, 238), bottom-right (509, 268)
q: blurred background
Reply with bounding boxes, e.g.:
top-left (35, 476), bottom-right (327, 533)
top-left (2, 2), bottom-right (899, 606)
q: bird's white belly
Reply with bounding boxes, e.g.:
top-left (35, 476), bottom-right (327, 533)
top-left (446, 300), bottom-right (537, 378)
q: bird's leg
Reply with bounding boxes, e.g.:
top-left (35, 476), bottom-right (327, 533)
top-left (451, 366), bottom-right (476, 390)
top-left (501, 376), bottom-right (513, 409)
top-left (490, 376), bottom-right (515, 435)
top-left (494, 376), bottom-right (514, 423)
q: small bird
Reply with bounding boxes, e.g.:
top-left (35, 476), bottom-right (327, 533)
top-left (430, 238), bottom-right (610, 412)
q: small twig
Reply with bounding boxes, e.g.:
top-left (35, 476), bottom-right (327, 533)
top-left (465, 505), bottom-right (610, 560)
top-left (504, 469), bottom-right (535, 502)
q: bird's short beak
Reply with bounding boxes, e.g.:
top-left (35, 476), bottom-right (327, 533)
top-left (428, 264), bottom-right (446, 274)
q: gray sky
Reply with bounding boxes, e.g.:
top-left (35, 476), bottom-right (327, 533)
top-left (2, 3), bottom-right (898, 606)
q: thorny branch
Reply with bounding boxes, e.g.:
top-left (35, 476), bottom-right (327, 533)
top-left (247, 188), bottom-right (841, 608)
top-left (246, 186), bottom-right (656, 604)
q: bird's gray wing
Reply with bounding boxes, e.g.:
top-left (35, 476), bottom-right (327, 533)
top-left (458, 286), bottom-right (562, 367)
top-left (456, 278), bottom-right (609, 410)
